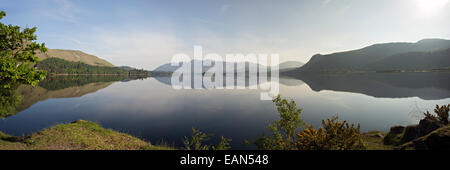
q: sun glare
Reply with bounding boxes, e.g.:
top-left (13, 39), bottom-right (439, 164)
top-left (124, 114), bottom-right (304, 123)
top-left (415, 0), bottom-right (449, 17)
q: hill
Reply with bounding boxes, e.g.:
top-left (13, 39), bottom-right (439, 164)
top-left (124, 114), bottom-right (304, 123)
top-left (296, 39), bottom-right (450, 73)
top-left (153, 60), bottom-right (267, 73)
top-left (36, 49), bottom-right (114, 67)
top-left (368, 48), bottom-right (450, 71)
top-left (37, 58), bottom-right (150, 75)
top-left (279, 61), bottom-right (304, 71)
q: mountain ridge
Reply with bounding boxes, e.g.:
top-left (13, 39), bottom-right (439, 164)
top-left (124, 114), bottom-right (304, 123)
top-left (36, 49), bottom-right (114, 67)
top-left (295, 39), bottom-right (450, 73)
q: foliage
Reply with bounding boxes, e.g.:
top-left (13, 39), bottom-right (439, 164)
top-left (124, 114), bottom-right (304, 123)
top-left (383, 131), bottom-right (403, 146)
top-left (0, 120), bottom-right (172, 150)
top-left (212, 136), bottom-right (232, 150)
top-left (255, 95), bottom-right (305, 150)
top-left (254, 95), bottom-right (364, 150)
top-left (295, 116), bottom-right (364, 150)
top-left (0, 11), bottom-right (47, 88)
top-left (182, 127), bottom-right (231, 150)
top-left (0, 85), bottom-right (22, 118)
top-left (38, 75), bottom-right (148, 90)
top-left (424, 104), bottom-right (449, 125)
top-left (37, 58), bottom-right (150, 75)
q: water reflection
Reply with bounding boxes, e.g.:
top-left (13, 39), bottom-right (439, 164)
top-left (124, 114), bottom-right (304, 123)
top-left (287, 72), bottom-right (450, 100)
top-left (0, 73), bottom-right (449, 149)
top-left (0, 75), bottom-right (149, 118)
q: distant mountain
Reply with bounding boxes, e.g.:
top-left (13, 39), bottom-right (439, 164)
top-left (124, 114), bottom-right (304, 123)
top-left (119, 66), bottom-right (136, 71)
top-left (295, 39), bottom-right (450, 73)
top-left (278, 61), bottom-right (304, 71)
top-left (153, 60), bottom-right (267, 73)
top-left (154, 63), bottom-right (180, 72)
top-left (368, 47), bottom-right (450, 71)
top-left (36, 49), bottom-right (114, 67)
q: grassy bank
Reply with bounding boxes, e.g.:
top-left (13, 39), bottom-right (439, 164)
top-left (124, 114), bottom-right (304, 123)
top-left (0, 120), bottom-right (172, 150)
top-left (0, 119), bottom-right (396, 150)
top-left (361, 131), bottom-right (393, 150)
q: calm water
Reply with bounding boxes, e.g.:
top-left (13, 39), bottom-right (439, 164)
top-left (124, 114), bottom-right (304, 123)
top-left (1, 73), bottom-right (450, 149)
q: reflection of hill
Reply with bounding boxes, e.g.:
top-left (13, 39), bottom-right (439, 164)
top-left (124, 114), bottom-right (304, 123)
top-left (1, 75), bottom-right (148, 118)
top-left (153, 76), bottom-right (172, 86)
top-left (294, 72), bottom-right (450, 100)
top-left (154, 60), bottom-right (267, 73)
top-left (39, 75), bottom-right (149, 90)
top-left (15, 82), bottom-right (114, 113)
top-left (153, 75), bottom-right (303, 87)
top-left (279, 77), bottom-right (304, 86)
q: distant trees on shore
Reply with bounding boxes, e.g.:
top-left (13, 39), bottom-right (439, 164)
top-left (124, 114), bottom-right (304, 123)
top-left (37, 58), bottom-right (150, 75)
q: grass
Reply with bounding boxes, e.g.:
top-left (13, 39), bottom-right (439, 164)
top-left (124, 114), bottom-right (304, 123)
top-left (361, 131), bottom-right (393, 150)
top-left (37, 49), bottom-right (114, 67)
top-left (1, 120), bottom-right (396, 150)
top-left (0, 120), bottom-right (173, 150)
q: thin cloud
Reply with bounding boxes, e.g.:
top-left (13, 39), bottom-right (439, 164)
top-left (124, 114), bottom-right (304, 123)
top-left (38, 0), bottom-right (83, 23)
top-left (89, 28), bottom-right (185, 69)
top-left (221, 4), bottom-right (230, 12)
top-left (322, 0), bottom-right (332, 6)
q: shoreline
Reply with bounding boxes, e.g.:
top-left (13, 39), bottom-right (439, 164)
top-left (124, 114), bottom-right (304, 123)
top-left (0, 120), bottom-right (172, 150)
top-left (0, 120), bottom-right (394, 150)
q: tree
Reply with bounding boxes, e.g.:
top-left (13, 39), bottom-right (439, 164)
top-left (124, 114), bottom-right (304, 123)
top-left (254, 95), bottom-right (305, 150)
top-left (254, 95), bottom-right (364, 150)
top-left (0, 11), bottom-right (47, 88)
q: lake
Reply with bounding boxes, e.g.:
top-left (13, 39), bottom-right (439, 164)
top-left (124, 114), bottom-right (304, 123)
top-left (1, 73), bottom-right (450, 149)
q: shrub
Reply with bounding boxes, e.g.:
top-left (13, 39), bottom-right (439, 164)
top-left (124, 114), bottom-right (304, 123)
top-left (424, 104), bottom-right (449, 125)
top-left (296, 116), bottom-right (364, 150)
top-left (254, 95), bottom-right (364, 150)
top-left (182, 127), bottom-right (231, 150)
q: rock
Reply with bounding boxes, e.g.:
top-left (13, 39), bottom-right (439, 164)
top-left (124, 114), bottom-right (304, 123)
top-left (400, 117), bottom-right (445, 144)
top-left (390, 126), bottom-right (405, 134)
top-left (382, 126), bottom-right (404, 146)
top-left (417, 117), bottom-right (445, 137)
top-left (401, 124), bottom-right (419, 143)
top-left (374, 132), bottom-right (385, 138)
top-left (399, 126), bottom-right (450, 150)
top-left (71, 120), bottom-right (87, 124)
top-left (383, 128), bottom-right (403, 146)
top-left (366, 132), bottom-right (385, 138)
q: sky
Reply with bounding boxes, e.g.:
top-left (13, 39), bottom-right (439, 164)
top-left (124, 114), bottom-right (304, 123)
top-left (1, 0), bottom-right (449, 70)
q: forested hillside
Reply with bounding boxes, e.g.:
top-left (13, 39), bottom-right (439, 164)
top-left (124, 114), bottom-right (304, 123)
top-left (296, 39), bottom-right (450, 73)
top-left (37, 58), bottom-right (150, 75)
top-left (36, 49), bottom-right (114, 67)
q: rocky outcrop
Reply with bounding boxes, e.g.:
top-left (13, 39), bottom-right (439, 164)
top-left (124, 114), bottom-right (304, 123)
top-left (383, 126), bottom-right (405, 145)
top-left (400, 125), bottom-right (418, 143)
top-left (385, 104), bottom-right (449, 149)
top-left (400, 126), bottom-right (450, 150)
top-left (400, 117), bottom-right (445, 143)
top-left (390, 126), bottom-right (405, 134)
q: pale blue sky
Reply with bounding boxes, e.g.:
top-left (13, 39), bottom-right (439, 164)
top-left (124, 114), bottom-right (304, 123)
top-left (1, 0), bottom-right (449, 69)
